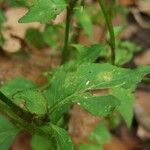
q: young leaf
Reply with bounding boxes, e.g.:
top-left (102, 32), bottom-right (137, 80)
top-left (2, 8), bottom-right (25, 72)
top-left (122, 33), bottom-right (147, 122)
top-left (115, 40), bottom-right (141, 65)
top-left (0, 77), bottom-right (37, 98)
top-left (73, 44), bottom-right (106, 62)
top-left (112, 88), bottom-right (134, 127)
top-left (89, 122), bottom-right (111, 144)
top-left (19, 0), bottom-right (67, 23)
top-left (0, 116), bottom-right (19, 150)
top-left (78, 95), bottom-right (120, 117)
top-left (79, 123), bottom-right (110, 150)
top-left (51, 124), bottom-right (74, 150)
top-left (25, 28), bottom-right (45, 49)
top-left (31, 135), bottom-right (54, 150)
top-left (43, 25), bottom-right (63, 49)
top-left (13, 89), bottom-right (47, 115)
top-left (75, 7), bottom-right (93, 37)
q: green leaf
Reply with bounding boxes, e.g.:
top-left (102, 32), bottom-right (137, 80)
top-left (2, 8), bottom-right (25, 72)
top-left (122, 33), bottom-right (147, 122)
top-left (0, 77), bottom-right (37, 98)
top-left (13, 89), bottom-right (47, 115)
top-left (0, 116), bottom-right (19, 150)
top-left (115, 40), bottom-right (141, 65)
top-left (6, 0), bottom-right (30, 7)
top-left (43, 62), bottom-right (74, 123)
top-left (19, 0), bottom-right (67, 23)
top-left (75, 7), bottom-right (93, 37)
top-left (112, 88), bottom-right (134, 127)
top-left (79, 144), bottom-right (102, 150)
top-left (68, 63), bottom-right (150, 90)
top-left (43, 25), bottom-right (63, 49)
top-left (0, 9), bottom-right (6, 25)
top-left (73, 44), bottom-right (106, 62)
top-left (45, 62), bottom-right (150, 122)
top-left (79, 123), bottom-right (110, 150)
top-left (78, 95), bottom-right (120, 117)
top-left (51, 124), bottom-right (74, 150)
top-left (25, 28), bottom-right (45, 49)
top-left (31, 135), bottom-right (54, 150)
top-left (89, 122), bottom-right (111, 144)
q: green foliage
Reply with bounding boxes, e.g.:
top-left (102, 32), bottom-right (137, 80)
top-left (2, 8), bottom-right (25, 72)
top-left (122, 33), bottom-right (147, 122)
top-left (115, 40), bottom-right (141, 65)
top-left (25, 28), bottom-right (45, 49)
top-left (73, 44), bottom-right (106, 62)
top-left (0, 78), bottom-right (47, 115)
top-left (0, 9), bottom-right (6, 25)
top-left (1, 58), bottom-right (149, 150)
top-left (19, 0), bottom-right (67, 23)
top-left (75, 6), bottom-right (93, 37)
top-left (0, 0), bottom-right (150, 150)
top-left (0, 116), bottom-right (19, 150)
top-left (112, 88), bottom-right (134, 126)
top-left (13, 89), bottom-right (48, 115)
top-left (79, 122), bottom-right (110, 150)
top-left (43, 61), bottom-right (150, 126)
top-left (51, 124), bottom-right (74, 150)
top-left (31, 135), bottom-right (53, 150)
top-left (90, 123), bottom-right (111, 144)
top-left (6, 0), bottom-right (30, 7)
top-left (43, 25), bottom-right (63, 49)
top-left (78, 95), bottom-right (120, 117)
top-left (0, 9), bottom-right (6, 46)
top-left (0, 77), bottom-right (37, 98)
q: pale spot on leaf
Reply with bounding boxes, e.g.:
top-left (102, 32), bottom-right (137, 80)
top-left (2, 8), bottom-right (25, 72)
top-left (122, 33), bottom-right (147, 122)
top-left (98, 72), bottom-right (112, 81)
top-left (86, 80), bottom-right (90, 85)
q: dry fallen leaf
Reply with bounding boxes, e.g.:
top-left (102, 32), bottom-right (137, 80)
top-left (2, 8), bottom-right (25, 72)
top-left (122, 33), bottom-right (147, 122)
top-left (134, 49), bottom-right (150, 65)
top-left (137, 0), bottom-right (150, 15)
top-left (135, 90), bottom-right (150, 139)
top-left (119, 0), bottom-right (135, 6)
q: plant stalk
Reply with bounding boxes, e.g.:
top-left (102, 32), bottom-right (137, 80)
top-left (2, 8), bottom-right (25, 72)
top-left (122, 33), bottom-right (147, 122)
top-left (98, 0), bottom-right (116, 65)
top-left (0, 102), bottom-right (52, 140)
top-left (0, 91), bottom-right (32, 121)
top-left (0, 91), bottom-right (49, 125)
top-left (61, 0), bottom-right (78, 64)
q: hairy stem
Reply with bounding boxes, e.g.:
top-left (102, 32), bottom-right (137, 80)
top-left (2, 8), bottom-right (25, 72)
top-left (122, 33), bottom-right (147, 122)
top-left (0, 91), bottom-right (49, 125)
top-left (0, 102), bottom-right (52, 139)
top-left (0, 91), bottom-right (32, 121)
top-left (61, 0), bottom-right (78, 64)
top-left (98, 0), bottom-right (115, 65)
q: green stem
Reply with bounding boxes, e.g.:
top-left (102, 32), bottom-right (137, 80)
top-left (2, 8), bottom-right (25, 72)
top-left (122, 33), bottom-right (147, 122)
top-left (61, 0), bottom-right (78, 64)
top-left (98, 0), bottom-right (116, 65)
top-left (0, 91), bottom-right (49, 125)
top-left (0, 102), bottom-right (52, 140)
top-left (0, 91), bottom-right (32, 121)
